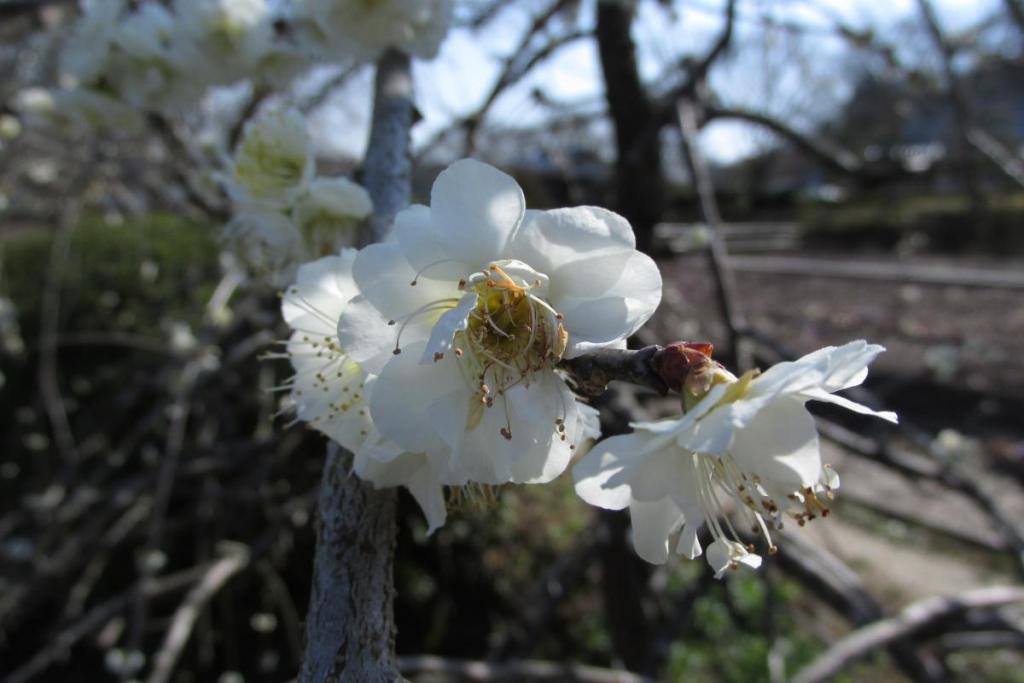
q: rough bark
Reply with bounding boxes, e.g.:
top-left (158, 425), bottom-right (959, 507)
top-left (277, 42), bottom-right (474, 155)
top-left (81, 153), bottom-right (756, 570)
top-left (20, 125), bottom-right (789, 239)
top-left (299, 48), bottom-right (413, 683)
top-left (299, 446), bottom-right (402, 683)
top-left (595, 2), bottom-right (664, 255)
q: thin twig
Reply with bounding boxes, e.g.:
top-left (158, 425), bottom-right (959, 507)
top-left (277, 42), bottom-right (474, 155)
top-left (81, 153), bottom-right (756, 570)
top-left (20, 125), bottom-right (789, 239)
top-left (397, 655), bottom-right (657, 683)
top-left (126, 358), bottom-right (205, 670)
top-left (37, 188), bottom-right (82, 470)
top-left (145, 547), bottom-right (251, 683)
top-left (676, 97), bottom-right (746, 366)
top-left (4, 566), bottom-right (208, 683)
top-left (792, 586), bottom-right (1024, 683)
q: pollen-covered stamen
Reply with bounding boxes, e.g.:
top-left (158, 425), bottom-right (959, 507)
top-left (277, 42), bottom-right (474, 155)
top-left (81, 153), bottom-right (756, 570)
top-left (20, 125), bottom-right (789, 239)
top-left (271, 330), bottom-right (369, 431)
top-left (693, 449), bottom-right (838, 557)
top-left (437, 261), bottom-right (570, 443)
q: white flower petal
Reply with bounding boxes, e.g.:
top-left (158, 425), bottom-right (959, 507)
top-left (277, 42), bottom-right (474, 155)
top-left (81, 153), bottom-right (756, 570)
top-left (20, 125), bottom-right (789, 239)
top-left (629, 497), bottom-right (684, 565)
top-left (285, 339), bottom-right (369, 452)
top-left (369, 341), bottom-right (463, 457)
top-left (706, 538), bottom-right (762, 579)
top-left (551, 250), bottom-right (661, 355)
top-left (421, 292), bottom-right (477, 365)
top-left (429, 159), bottom-right (525, 266)
top-left (573, 436), bottom-right (633, 510)
top-left (508, 206), bottom-right (636, 276)
top-left (338, 243), bottom-right (458, 373)
top-left (426, 371), bottom-right (572, 485)
top-left (282, 251), bottom-right (358, 337)
top-left (394, 204), bottom-right (473, 280)
top-left (354, 437), bottom-right (447, 534)
top-left (334, 295), bottom-right (397, 376)
top-left (621, 447), bottom-right (689, 503)
top-left (800, 387), bottom-right (899, 423)
top-left (351, 242), bottom-right (457, 322)
top-left (675, 517), bottom-right (703, 560)
top-left (574, 401), bottom-right (602, 443)
top-left (631, 382), bottom-right (730, 434)
top-left (730, 396), bottom-right (821, 496)
top-left (505, 374), bottom-right (576, 483)
top-left (406, 462), bottom-right (447, 534)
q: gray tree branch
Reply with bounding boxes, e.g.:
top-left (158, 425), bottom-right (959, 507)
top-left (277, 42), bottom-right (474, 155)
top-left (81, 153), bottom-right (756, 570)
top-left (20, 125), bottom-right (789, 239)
top-left (792, 586), bottom-right (1024, 683)
top-left (396, 655), bottom-right (657, 683)
top-left (299, 48), bottom-right (413, 683)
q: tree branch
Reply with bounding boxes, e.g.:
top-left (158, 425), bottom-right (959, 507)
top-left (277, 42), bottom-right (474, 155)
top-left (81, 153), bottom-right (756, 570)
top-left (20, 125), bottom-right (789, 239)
top-left (1007, 0), bottom-right (1024, 35)
top-left (595, 1), bottom-right (664, 255)
top-left (558, 345), bottom-right (669, 398)
top-left (792, 586), bottom-right (1024, 683)
top-left (299, 48), bottom-right (413, 683)
top-left (417, 0), bottom-right (586, 158)
top-left (676, 97), bottom-right (746, 366)
top-left (396, 655), bottom-right (656, 683)
top-left (146, 547), bottom-right (251, 683)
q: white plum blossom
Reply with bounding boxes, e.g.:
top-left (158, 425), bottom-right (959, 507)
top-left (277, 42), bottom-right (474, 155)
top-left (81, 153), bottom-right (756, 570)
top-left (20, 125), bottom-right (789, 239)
top-left (111, 3), bottom-right (198, 110)
top-left (574, 341), bottom-right (897, 577)
top-left (222, 209), bottom-right (303, 283)
top-left (293, 177), bottom-right (373, 256)
top-left (279, 251), bottom-right (446, 531)
top-left (229, 107), bottom-right (315, 209)
top-left (173, 0), bottom-right (276, 83)
top-left (336, 159), bottom-right (662, 488)
top-left (222, 109), bottom-right (374, 282)
top-left (59, 0), bottom-right (126, 87)
top-left (301, 0), bottom-right (454, 61)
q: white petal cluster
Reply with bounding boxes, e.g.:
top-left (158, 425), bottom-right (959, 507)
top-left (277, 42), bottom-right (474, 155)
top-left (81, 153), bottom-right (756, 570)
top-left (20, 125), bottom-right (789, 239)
top-left (301, 0), bottom-right (454, 61)
top-left (52, 0), bottom-right (455, 126)
top-left (223, 108), bottom-right (371, 283)
top-left (336, 159), bottom-right (661, 488)
top-left (574, 341), bottom-right (897, 577)
top-left (230, 108), bottom-right (315, 209)
top-left (280, 251), bottom-right (446, 531)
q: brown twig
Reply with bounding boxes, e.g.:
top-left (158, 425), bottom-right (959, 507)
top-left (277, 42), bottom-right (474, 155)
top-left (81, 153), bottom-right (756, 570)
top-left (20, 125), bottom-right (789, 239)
top-left (558, 345), bottom-right (669, 398)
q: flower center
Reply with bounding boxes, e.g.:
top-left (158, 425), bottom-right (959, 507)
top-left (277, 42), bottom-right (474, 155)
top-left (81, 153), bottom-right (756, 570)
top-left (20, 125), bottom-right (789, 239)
top-left (456, 264), bottom-right (568, 437)
top-left (460, 263), bottom-right (566, 376)
top-left (390, 260), bottom-right (572, 443)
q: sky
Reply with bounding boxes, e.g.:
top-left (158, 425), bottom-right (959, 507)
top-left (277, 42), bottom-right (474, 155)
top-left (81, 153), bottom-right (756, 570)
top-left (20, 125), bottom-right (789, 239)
top-left (309, 0), bottom-right (1005, 164)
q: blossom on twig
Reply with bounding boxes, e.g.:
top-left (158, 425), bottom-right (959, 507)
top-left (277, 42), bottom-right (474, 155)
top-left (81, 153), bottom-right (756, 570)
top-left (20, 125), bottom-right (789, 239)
top-left (337, 158), bottom-right (659, 486)
top-left (574, 341), bottom-right (897, 576)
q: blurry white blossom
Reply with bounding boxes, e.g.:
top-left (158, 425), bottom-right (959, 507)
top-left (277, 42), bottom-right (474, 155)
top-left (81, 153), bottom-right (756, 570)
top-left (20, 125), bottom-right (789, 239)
top-left (574, 341), bottom-right (897, 576)
top-left (229, 107), bottom-right (314, 209)
top-left (222, 209), bottom-right (303, 283)
top-left (173, 0), bottom-right (276, 84)
top-left (293, 177), bottom-right (373, 256)
top-left (301, 0), bottom-right (454, 61)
